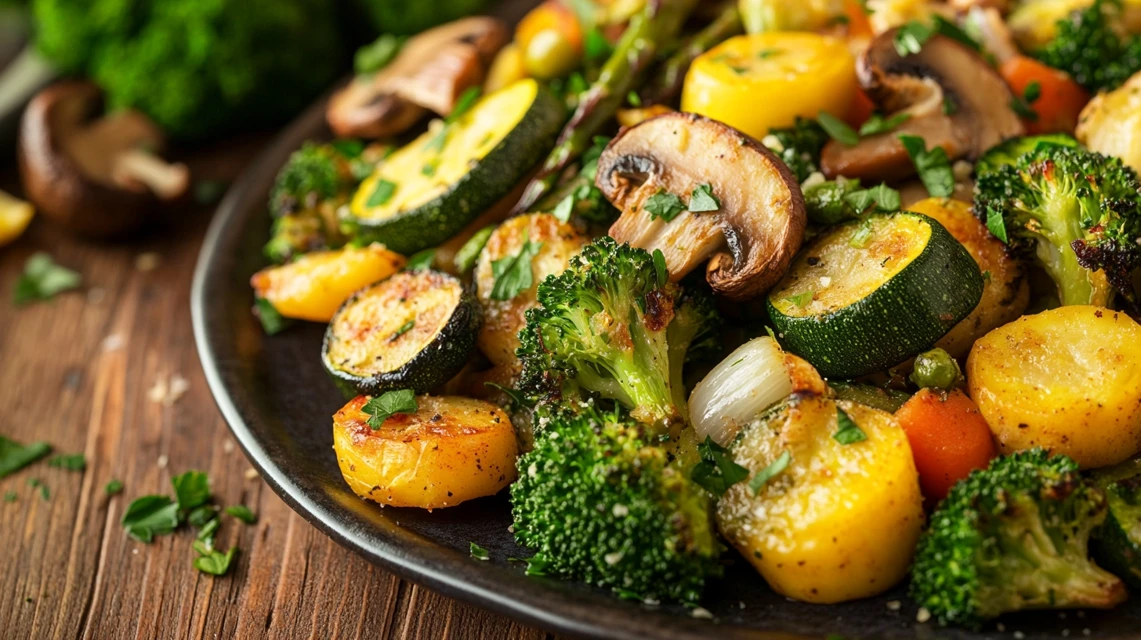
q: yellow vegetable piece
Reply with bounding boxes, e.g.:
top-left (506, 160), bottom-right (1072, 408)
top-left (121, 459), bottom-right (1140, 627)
top-left (682, 33), bottom-right (857, 140)
top-left (0, 190), bottom-right (34, 247)
top-left (718, 395), bottom-right (924, 603)
top-left (738, 0), bottom-right (846, 33)
top-left (968, 306), bottom-right (1141, 469)
top-left (250, 244), bottom-right (406, 323)
top-left (333, 394), bottom-right (518, 509)
top-left (484, 43), bottom-right (527, 93)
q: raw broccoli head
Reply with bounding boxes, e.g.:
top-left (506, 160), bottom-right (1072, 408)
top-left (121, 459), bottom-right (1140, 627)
top-left (34, 0), bottom-right (345, 140)
top-left (510, 400), bottom-right (723, 603)
top-left (910, 449), bottom-right (1125, 628)
top-left (1035, 0), bottom-right (1141, 93)
top-left (516, 237), bottom-right (721, 429)
top-left (974, 144), bottom-right (1141, 307)
top-left (763, 117), bottom-right (829, 183)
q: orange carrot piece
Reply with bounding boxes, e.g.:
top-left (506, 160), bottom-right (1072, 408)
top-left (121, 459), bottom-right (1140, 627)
top-left (1000, 55), bottom-right (1090, 135)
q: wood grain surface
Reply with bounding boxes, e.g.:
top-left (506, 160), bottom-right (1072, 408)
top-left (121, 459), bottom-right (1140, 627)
top-left (0, 141), bottom-right (556, 640)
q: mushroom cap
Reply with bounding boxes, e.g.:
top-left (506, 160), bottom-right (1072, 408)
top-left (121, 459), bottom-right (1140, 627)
top-left (598, 112), bottom-right (807, 301)
top-left (821, 31), bottom-right (1024, 181)
top-left (18, 81), bottom-right (181, 239)
top-left (326, 17), bottom-right (508, 139)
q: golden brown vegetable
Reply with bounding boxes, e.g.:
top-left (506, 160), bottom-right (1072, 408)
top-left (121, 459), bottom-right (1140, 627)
top-left (250, 244), bottom-right (405, 322)
top-left (333, 394), bottom-right (518, 509)
top-left (1077, 70), bottom-right (1141, 175)
top-left (967, 306), bottom-right (1141, 468)
top-left (906, 197), bottom-right (1029, 359)
top-left (718, 394), bottom-right (924, 603)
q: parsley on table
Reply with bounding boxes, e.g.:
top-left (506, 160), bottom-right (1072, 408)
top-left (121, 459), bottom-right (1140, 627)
top-left (195, 518), bottom-right (220, 549)
top-left (225, 505), bottom-right (256, 524)
top-left (193, 547), bottom-right (237, 576)
top-left (453, 225), bottom-right (495, 273)
top-left (254, 298), bottom-right (291, 336)
top-left (817, 111), bottom-right (858, 146)
top-left (13, 252), bottom-right (81, 305)
top-left (187, 504), bottom-right (218, 528)
top-left (389, 320), bottom-right (415, 342)
top-left (171, 470), bottom-right (211, 519)
top-left (121, 495), bottom-right (180, 542)
top-left (898, 134), bottom-right (954, 197)
top-left (104, 479), bottom-right (123, 496)
top-left (469, 542), bottom-right (490, 560)
top-left (28, 477), bottom-right (49, 500)
top-left (833, 408), bottom-right (868, 444)
top-left (688, 184), bottom-right (720, 213)
top-left (0, 436), bottom-right (52, 478)
top-left (691, 436), bottom-right (750, 496)
top-left (3, 490), bottom-right (15, 503)
top-left (749, 450), bottom-right (791, 495)
top-left (405, 249), bottom-right (436, 271)
top-left (858, 112), bottom-right (910, 136)
top-left (644, 190), bottom-right (686, 222)
top-left (363, 389), bottom-right (418, 429)
top-left (47, 453), bottom-right (86, 471)
top-left (490, 234), bottom-right (543, 301)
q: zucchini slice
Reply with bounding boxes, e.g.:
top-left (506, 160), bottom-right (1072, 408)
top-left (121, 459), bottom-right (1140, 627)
top-left (1092, 459), bottom-right (1141, 588)
top-left (322, 269), bottom-right (480, 396)
top-left (767, 212), bottom-right (983, 379)
top-left (346, 78), bottom-right (564, 255)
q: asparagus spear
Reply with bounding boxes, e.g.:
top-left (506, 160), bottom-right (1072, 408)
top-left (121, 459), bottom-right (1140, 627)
top-left (639, 2), bottom-right (743, 106)
top-left (511, 0), bottom-right (698, 215)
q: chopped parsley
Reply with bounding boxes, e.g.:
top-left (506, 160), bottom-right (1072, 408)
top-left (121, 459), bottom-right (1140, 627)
top-left (584, 27), bottom-right (612, 61)
top-left (833, 408), bottom-right (868, 444)
top-left (844, 183), bottom-right (900, 214)
top-left (47, 453), bottom-right (86, 471)
top-left (354, 34), bottom-right (405, 75)
top-left (893, 21), bottom-right (933, 56)
top-left (195, 517), bottom-right (220, 548)
top-left (986, 206), bottom-right (1008, 244)
top-left (644, 190), bottom-right (686, 222)
top-left (785, 290), bottom-right (814, 308)
top-left (420, 161), bottom-right (438, 177)
top-left (454, 225), bottom-right (496, 273)
top-left (858, 112), bottom-right (911, 137)
top-left (193, 547), bottom-right (237, 576)
top-left (171, 470), bottom-right (211, 519)
top-left (122, 495), bottom-right (180, 542)
top-left (691, 436), bottom-right (750, 496)
top-left (652, 249), bottom-right (669, 287)
top-left (366, 179), bottom-right (397, 207)
top-left (363, 389), bottom-right (418, 429)
top-left (104, 479), bottom-right (123, 496)
top-left (490, 234), bottom-right (543, 300)
top-left (849, 218), bottom-right (875, 248)
top-left (817, 111), bottom-right (859, 146)
top-left (749, 450), bottom-right (791, 495)
top-left (552, 193), bottom-right (576, 223)
top-left (187, 504), bottom-right (218, 528)
top-left (446, 87), bottom-right (482, 124)
top-left (225, 505), bottom-right (256, 524)
top-left (3, 490), bottom-right (15, 503)
top-left (1011, 81), bottom-right (1041, 121)
top-left (688, 183), bottom-right (721, 213)
top-left (942, 96), bottom-right (957, 115)
top-left (627, 90), bottom-right (642, 107)
top-left (405, 249), bottom-right (436, 271)
top-left (255, 297), bottom-right (291, 336)
top-left (0, 436), bottom-right (51, 478)
top-left (470, 542), bottom-right (490, 560)
top-left (757, 48), bottom-right (783, 59)
top-left (389, 319), bottom-right (415, 342)
top-left (898, 134), bottom-right (954, 198)
top-left (13, 252), bottom-right (81, 305)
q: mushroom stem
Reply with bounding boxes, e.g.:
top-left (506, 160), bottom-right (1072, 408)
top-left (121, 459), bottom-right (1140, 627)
top-left (112, 148), bottom-right (190, 201)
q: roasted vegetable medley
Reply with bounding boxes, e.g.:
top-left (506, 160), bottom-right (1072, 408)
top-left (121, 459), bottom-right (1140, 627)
top-left (249, 0), bottom-right (1141, 628)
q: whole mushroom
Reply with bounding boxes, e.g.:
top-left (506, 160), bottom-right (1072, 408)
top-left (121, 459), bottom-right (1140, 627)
top-left (598, 112), bottom-right (807, 301)
top-left (820, 30), bottom-right (1023, 181)
top-left (19, 81), bottom-right (190, 239)
top-left (327, 17), bottom-right (509, 139)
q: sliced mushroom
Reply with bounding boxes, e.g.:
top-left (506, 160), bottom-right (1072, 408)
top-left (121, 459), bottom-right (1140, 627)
top-left (18, 81), bottom-right (190, 238)
top-left (327, 17), bottom-right (508, 139)
top-left (598, 112), bottom-right (806, 301)
top-left (820, 30), bottom-right (1023, 181)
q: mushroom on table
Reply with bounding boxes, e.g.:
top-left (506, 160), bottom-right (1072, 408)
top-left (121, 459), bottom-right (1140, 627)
top-left (820, 30), bottom-right (1024, 181)
top-left (326, 17), bottom-right (509, 139)
top-left (18, 81), bottom-right (190, 239)
top-left (598, 112), bottom-right (806, 301)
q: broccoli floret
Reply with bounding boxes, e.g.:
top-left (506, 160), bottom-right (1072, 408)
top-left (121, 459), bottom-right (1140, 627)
top-left (33, 0), bottom-right (345, 140)
top-left (510, 400), bottom-right (722, 602)
top-left (974, 134), bottom-right (1078, 176)
top-left (911, 449), bottom-right (1125, 628)
top-left (516, 237), bottom-right (721, 428)
top-left (974, 143), bottom-right (1141, 307)
top-left (1035, 0), bottom-right (1141, 93)
top-left (763, 117), bottom-right (829, 183)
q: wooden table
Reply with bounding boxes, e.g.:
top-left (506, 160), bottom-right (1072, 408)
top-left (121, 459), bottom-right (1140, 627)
top-left (0, 140), bottom-right (555, 640)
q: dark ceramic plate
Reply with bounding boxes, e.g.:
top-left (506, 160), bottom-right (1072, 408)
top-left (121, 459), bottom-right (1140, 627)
top-left (191, 19), bottom-right (1141, 640)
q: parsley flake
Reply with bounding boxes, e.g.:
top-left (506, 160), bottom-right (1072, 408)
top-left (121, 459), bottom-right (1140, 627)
top-left (0, 436), bottom-right (51, 478)
top-left (1011, 81), bottom-right (1041, 121)
top-left (193, 547), bottom-right (237, 576)
top-left (552, 192), bottom-right (576, 223)
top-left (986, 206), bottom-right (1008, 244)
top-left (689, 184), bottom-right (721, 213)
top-left (225, 505), bottom-right (256, 524)
top-left (858, 112), bottom-right (911, 136)
top-left (122, 495), bottom-right (180, 542)
top-left (195, 518), bottom-right (220, 548)
top-left (255, 297), bottom-right (291, 336)
top-left (470, 542), bottom-right (490, 560)
top-left (833, 408), bottom-right (868, 444)
top-left (652, 249), bottom-right (669, 287)
top-left (490, 234), bottom-right (543, 300)
top-left (389, 319), bottom-right (415, 342)
top-left (13, 252), bottom-right (81, 305)
top-left (898, 135), bottom-right (954, 197)
top-left (757, 48), bottom-right (783, 59)
top-left (3, 490), bottom-right (15, 503)
top-left (454, 225), bottom-right (495, 274)
top-left (187, 504), bottom-right (218, 528)
top-left (446, 87), bottom-right (482, 124)
top-left (893, 21), bottom-right (933, 56)
top-left (363, 389), bottom-right (418, 429)
top-left (405, 249), bottom-right (436, 271)
top-left (584, 27), bottom-right (612, 61)
top-left (785, 290), bottom-right (814, 308)
top-left (691, 436), bottom-right (750, 496)
top-left (354, 34), bottom-right (405, 75)
top-left (644, 190), bottom-right (686, 222)
top-left (844, 184), bottom-right (900, 214)
top-left (47, 453), bottom-right (86, 471)
top-left (104, 479), bottom-right (123, 496)
top-left (627, 91), bottom-right (642, 107)
top-left (172, 471), bottom-right (211, 520)
top-left (817, 111), bottom-right (859, 146)
top-left (849, 218), bottom-right (875, 248)
top-left (749, 450), bottom-right (791, 495)
top-left (366, 179), bottom-right (397, 207)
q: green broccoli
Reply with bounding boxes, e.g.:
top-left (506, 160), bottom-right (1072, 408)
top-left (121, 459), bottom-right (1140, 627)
top-left (1035, 0), bottom-right (1141, 93)
top-left (973, 133), bottom-right (1078, 176)
top-left (510, 400), bottom-right (722, 602)
top-left (33, 0), bottom-right (345, 140)
top-left (264, 140), bottom-right (380, 263)
top-left (516, 237), bottom-right (720, 428)
top-left (762, 117), bottom-right (829, 183)
top-left (910, 449), bottom-right (1125, 628)
top-left (974, 143), bottom-right (1141, 307)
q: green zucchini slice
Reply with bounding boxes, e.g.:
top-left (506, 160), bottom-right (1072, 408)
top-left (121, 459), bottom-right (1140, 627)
top-left (767, 212), bottom-right (983, 379)
top-left (322, 269), bottom-right (480, 396)
top-left (346, 78), bottom-right (564, 255)
top-left (1092, 459), bottom-right (1141, 588)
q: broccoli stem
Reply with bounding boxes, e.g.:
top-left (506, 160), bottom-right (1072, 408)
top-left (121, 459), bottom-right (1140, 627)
top-left (1031, 196), bottom-right (1113, 306)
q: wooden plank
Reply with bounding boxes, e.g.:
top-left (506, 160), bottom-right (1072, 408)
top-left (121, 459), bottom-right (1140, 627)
top-left (0, 140), bottom-right (556, 639)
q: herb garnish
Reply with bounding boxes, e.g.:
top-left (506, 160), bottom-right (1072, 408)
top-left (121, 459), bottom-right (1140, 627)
top-left (454, 225), bottom-right (496, 273)
top-left (447, 87), bottom-right (482, 124)
top-left (644, 190), bottom-right (687, 222)
top-left (627, 91), bottom-right (642, 107)
top-left (104, 479), bottom-right (123, 496)
top-left (366, 179), bottom-right (397, 207)
top-left (13, 252), bottom-right (81, 305)
top-left (363, 389), bottom-right (418, 429)
top-left (171, 470), bottom-right (211, 519)
top-left (193, 547), bottom-right (236, 576)
top-left (898, 134), bottom-right (954, 197)
top-left (470, 542), bottom-right (490, 560)
top-left (858, 112), bottom-right (911, 136)
top-left (1011, 81), bottom-right (1041, 121)
top-left (986, 206), bottom-right (1008, 243)
top-left (689, 184), bottom-right (721, 213)
top-left (691, 436), bottom-right (750, 496)
top-left (652, 249), bottom-right (669, 287)
top-left (187, 504), bottom-right (218, 528)
top-left (255, 298), bottom-right (291, 336)
top-left (354, 34), bottom-right (405, 75)
top-left (389, 319), bottom-right (415, 342)
top-left (225, 505), bottom-right (256, 524)
top-left (490, 233), bottom-right (543, 300)
top-left (849, 218), bottom-right (875, 248)
top-left (817, 111), bottom-right (859, 146)
top-left (122, 495), bottom-right (181, 542)
top-left (749, 450), bottom-right (791, 495)
top-left (47, 453), bottom-right (86, 471)
top-left (844, 184), bottom-right (901, 215)
top-left (0, 436), bottom-right (52, 478)
top-left (785, 290), bottom-right (814, 308)
top-left (405, 249), bottom-right (436, 271)
top-left (833, 408), bottom-right (868, 444)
